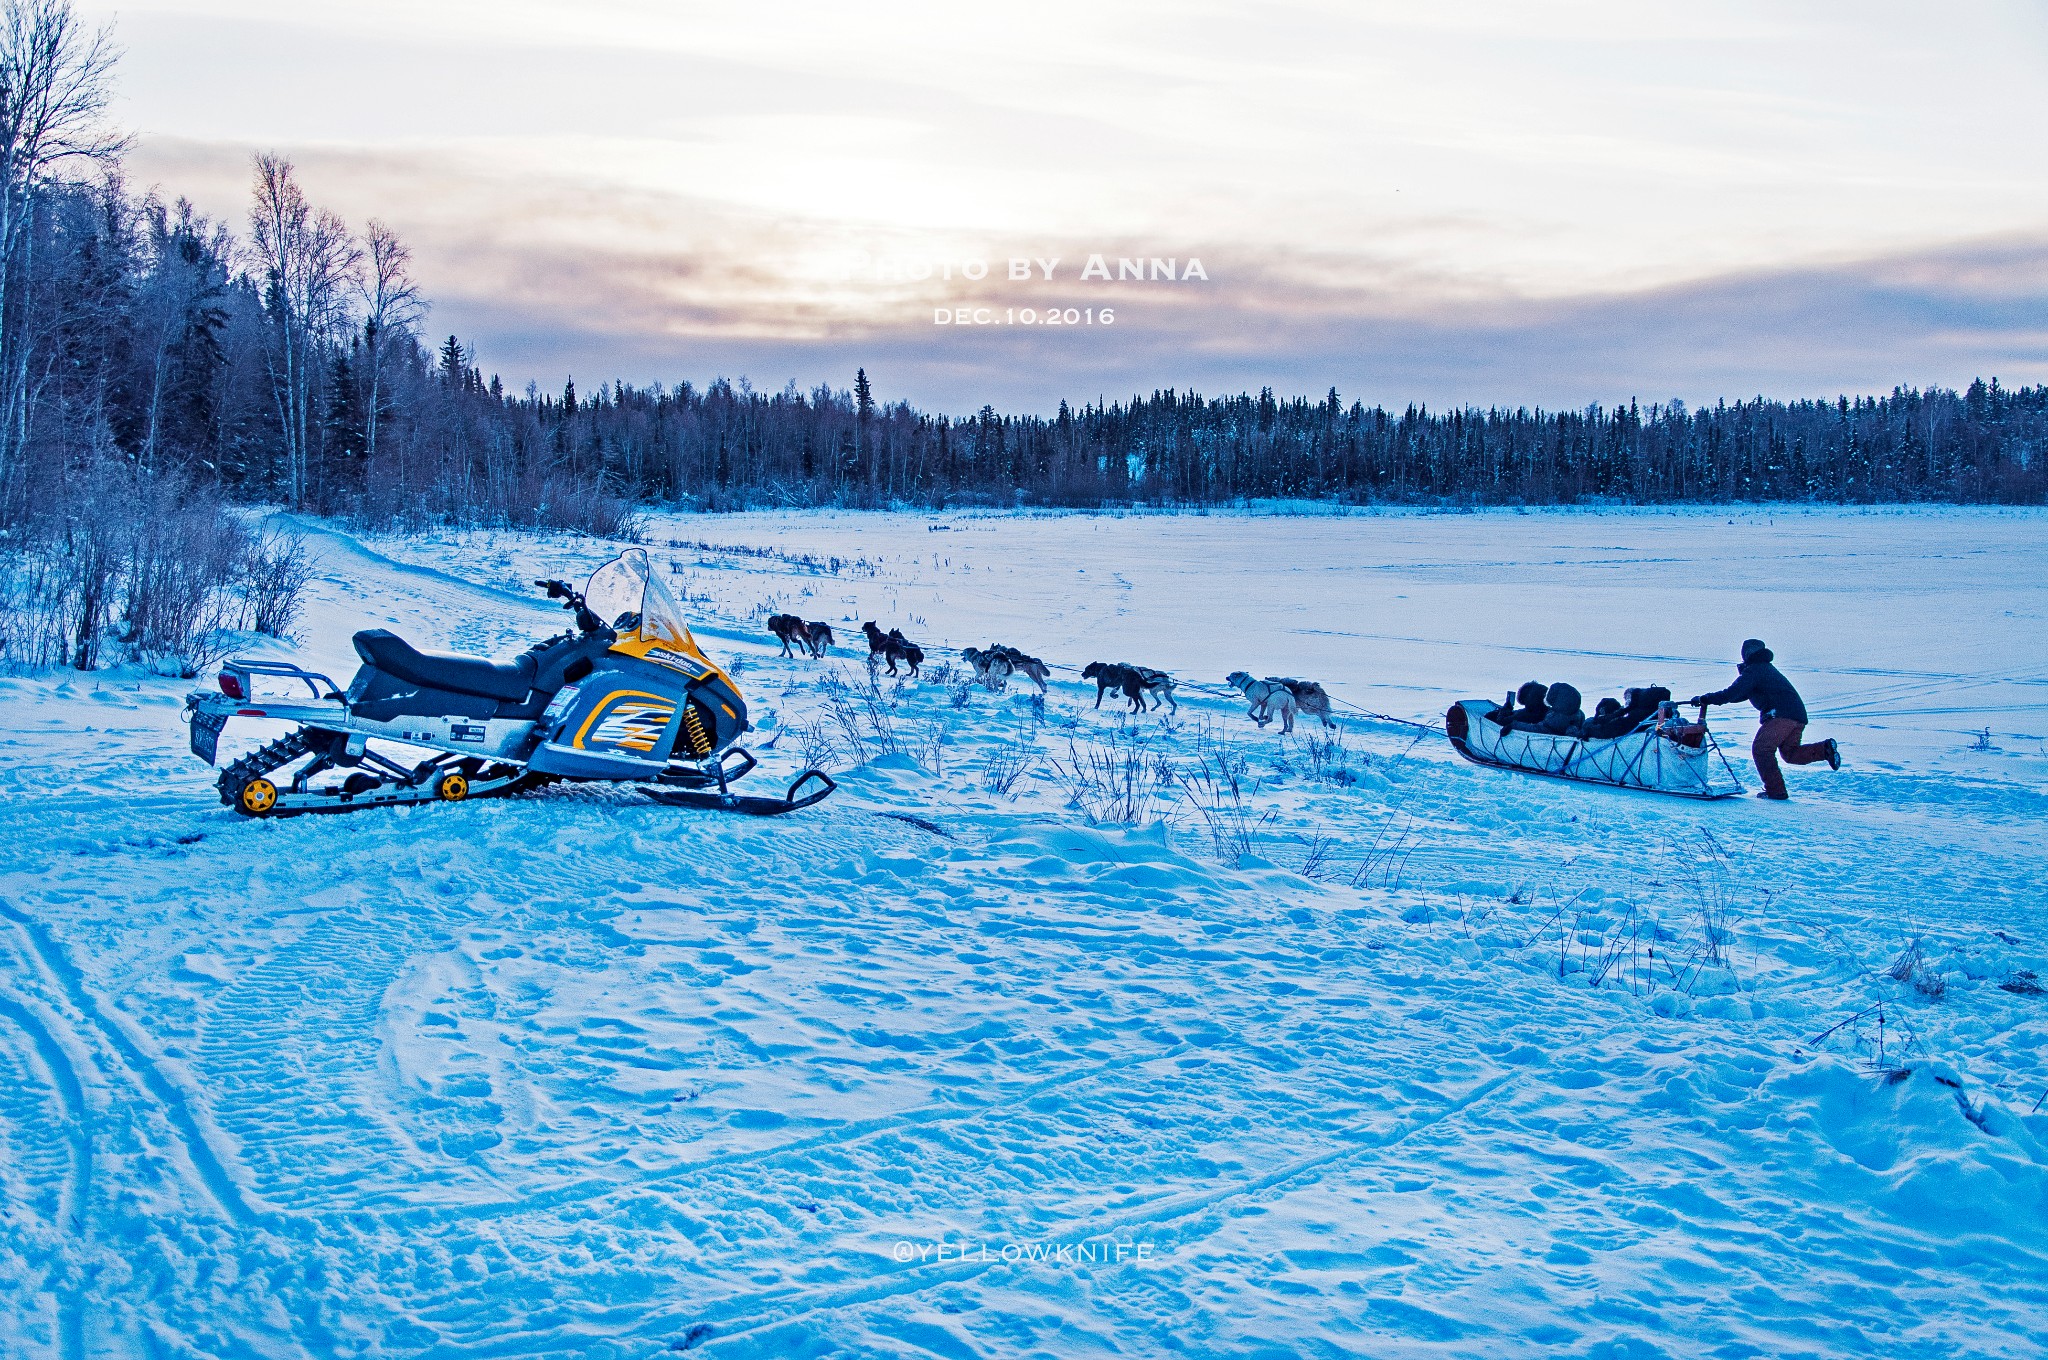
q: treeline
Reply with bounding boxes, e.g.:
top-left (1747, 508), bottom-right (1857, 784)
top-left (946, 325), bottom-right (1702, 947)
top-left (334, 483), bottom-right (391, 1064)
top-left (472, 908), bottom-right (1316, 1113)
top-left (0, 162), bottom-right (639, 538)
top-left (2, 0), bottom-right (2043, 673)
top-left (502, 377), bottom-right (2047, 510)
top-left (5, 0), bottom-right (2042, 531)
top-left (0, 0), bottom-right (335, 669)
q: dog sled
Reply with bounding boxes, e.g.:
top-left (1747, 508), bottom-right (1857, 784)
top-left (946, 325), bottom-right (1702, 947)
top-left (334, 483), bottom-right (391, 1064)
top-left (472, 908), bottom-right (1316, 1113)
top-left (1444, 700), bottom-right (1743, 800)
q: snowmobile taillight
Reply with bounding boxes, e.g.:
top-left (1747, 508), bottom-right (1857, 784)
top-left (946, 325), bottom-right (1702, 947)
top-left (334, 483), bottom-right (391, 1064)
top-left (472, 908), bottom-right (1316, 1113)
top-left (217, 671), bottom-right (246, 700)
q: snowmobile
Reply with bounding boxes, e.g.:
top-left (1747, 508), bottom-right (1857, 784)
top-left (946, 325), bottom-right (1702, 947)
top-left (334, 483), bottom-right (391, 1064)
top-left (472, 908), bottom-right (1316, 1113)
top-left (184, 548), bottom-right (834, 818)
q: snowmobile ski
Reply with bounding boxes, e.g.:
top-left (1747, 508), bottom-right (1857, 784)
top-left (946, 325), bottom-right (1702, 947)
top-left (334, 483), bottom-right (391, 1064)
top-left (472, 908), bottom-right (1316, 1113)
top-left (643, 769), bottom-right (837, 816)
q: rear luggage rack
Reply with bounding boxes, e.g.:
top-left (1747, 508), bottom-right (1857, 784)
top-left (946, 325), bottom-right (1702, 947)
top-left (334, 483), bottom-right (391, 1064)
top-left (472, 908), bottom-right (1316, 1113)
top-left (219, 659), bottom-right (345, 702)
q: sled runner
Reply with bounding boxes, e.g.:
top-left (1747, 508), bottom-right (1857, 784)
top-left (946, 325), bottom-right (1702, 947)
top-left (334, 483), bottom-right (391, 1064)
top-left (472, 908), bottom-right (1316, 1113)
top-left (1444, 700), bottom-right (1743, 799)
top-left (184, 548), bottom-right (835, 818)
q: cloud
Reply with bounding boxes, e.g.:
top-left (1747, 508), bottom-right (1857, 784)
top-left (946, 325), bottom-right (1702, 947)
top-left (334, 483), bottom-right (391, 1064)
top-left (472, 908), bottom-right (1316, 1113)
top-left (126, 134), bottom-right (2048, 415)
top-left (434, 224), bottom-right (2048, 414)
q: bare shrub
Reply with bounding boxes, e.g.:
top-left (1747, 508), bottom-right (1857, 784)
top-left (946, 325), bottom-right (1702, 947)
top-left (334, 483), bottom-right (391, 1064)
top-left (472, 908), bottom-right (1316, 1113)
top-left (911, 716), bottom-right (950, 774)
top-left (821, 666), bottom-right (901, 762)
top-left (121, 501), bottom-right (248, 668)
top-left (1169, 725), bottom-right (1274, 864)
top-left (1584, 899), bottom-right (1657, 992)
top-left (790, 718), bottom-right (839, 771)
top-left (523, 475), bottom-right (645, 540)
top-left (981, 741), bottom-right (1035, 796)
top-left (1811, 1000), bottom-right (1917, 1076)
top-left (1675, 829), bottom-right (1741, 967)
top-left (1299, 730), bottom-right (1357, 784)
top-left (1887, 939), bottom-right (1949, 1002)
top-left (1505, 837), bottom-right (1767, 1000)
top-left (61, 507), bottom-right (122, 670)
top-left (243, 527), bottom-right (312, 639)
top-left (1051, 730), bottom-right (1168, 824)
top-left (0, 470), bottom-right (284, 675)
top-left (0, 533), bottom-right (83, 668)
top-left (1296, 830), bottom-right (1339, 880)
top-left (1347, 813), bottom-right (1416, 890)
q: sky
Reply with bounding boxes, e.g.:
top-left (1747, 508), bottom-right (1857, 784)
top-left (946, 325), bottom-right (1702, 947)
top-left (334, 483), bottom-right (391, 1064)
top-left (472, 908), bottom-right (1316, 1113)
top-left (83, 0), bottom-right (2048, 415)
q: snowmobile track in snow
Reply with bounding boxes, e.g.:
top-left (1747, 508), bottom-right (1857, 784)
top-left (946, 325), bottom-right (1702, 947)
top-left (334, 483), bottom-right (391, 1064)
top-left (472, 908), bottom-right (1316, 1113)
top-left (0, 900), bottom-right (258, 1231)
top-left (601, 1067), bottom-right (1525, 1358)
top-left (0, 987), bottom-right (92, 1360)
top-left (383, 1040), bottom-right (1199, 1227)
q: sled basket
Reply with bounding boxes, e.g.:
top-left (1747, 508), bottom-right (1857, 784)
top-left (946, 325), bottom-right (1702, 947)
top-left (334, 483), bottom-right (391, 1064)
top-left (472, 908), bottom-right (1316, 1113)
top-left (1445, 700), bottom-right (1744, 799)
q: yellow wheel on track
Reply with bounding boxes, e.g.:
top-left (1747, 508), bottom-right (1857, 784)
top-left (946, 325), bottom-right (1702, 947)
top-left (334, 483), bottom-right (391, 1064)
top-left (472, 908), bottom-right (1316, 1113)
top-left (437, 771), bottom-right (470, 802)
top-left (238, 777), bottom-right (278, 816)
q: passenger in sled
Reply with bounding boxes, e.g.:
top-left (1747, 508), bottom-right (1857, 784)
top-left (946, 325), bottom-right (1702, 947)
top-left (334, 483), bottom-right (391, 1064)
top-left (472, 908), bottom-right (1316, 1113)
top-left (1578, 685), bottom-right (1672, 740)
top-left (1487, 682), bottom-right (1583, 736)
top-left (1485, 680), bottom-right (1550, 730)
top-left (1487, 681), bottom-right (1582, 735)
top-left (1489, 682), bottom-right (1673, 741)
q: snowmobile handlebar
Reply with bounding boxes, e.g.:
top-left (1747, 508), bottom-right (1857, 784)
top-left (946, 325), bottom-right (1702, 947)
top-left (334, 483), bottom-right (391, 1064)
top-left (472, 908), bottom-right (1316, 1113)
top-left (535, 579), bottom-right (605, 634)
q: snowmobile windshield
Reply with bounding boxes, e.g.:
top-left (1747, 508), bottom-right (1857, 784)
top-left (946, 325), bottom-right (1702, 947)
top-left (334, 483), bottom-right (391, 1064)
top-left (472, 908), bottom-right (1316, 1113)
top-left (582, 549), bottom-right (697, 648)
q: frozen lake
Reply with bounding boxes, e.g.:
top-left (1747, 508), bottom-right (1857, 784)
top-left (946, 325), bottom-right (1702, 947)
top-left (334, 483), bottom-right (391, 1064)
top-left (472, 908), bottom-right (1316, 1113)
top-left (613, 504), bottom-right (2048, 763)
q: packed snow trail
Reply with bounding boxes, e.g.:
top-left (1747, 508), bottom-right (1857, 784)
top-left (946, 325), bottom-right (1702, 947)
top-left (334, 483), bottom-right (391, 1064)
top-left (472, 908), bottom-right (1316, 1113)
top-left (2, 507), bottom-right (2045, 1358)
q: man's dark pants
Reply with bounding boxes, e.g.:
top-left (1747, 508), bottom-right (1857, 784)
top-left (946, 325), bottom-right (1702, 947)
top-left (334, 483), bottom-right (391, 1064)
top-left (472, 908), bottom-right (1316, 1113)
top-left (1752, 717), bottom-right (1830, 798)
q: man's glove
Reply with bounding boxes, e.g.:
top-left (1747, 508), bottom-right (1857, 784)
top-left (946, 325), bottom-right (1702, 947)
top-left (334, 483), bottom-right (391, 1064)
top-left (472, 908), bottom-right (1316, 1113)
top-left (1684, 696), bottom-right (1704, 706)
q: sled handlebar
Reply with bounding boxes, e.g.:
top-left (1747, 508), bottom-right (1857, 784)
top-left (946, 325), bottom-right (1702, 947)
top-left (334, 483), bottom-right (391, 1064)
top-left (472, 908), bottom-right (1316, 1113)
top-left (535, 579), bottom-right (604, 634)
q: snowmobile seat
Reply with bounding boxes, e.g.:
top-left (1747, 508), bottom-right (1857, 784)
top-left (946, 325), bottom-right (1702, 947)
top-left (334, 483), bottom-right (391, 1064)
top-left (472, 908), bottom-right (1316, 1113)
top-left (351, 629), bottom-right (537, 702)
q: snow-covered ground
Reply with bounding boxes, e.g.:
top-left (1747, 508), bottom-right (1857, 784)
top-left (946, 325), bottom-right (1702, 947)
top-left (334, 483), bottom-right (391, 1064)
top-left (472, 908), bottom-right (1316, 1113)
top-left (3, 506), bottom-right (2045, 1359)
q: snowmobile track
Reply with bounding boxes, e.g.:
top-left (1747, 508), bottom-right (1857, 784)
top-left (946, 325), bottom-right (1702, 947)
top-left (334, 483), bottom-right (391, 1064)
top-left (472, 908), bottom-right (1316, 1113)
top-left (597, 1067), bottom-right (1524, 1358)
top-left (0, 900), bottom-right (258, 1230)
top-left (384, 1039), bottom-right (1197, 1227)
top-left (197, 907), bottom-right (449, 1210)
top-left (0, 989), bottom-right (92, 1360)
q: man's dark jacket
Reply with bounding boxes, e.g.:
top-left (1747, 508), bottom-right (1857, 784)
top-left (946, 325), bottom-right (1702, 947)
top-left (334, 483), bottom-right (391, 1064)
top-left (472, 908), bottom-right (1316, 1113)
top-left (1697, 648), bottom-right (1807, 725)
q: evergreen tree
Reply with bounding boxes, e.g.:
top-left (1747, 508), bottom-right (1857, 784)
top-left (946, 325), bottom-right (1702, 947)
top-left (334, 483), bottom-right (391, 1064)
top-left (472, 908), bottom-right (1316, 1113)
top-left (438, 334), bottom-right (464, 385)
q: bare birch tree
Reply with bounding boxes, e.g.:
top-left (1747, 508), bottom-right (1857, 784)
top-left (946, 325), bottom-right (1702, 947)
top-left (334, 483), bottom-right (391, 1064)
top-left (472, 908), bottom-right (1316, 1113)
top-left (359, 218), bottom-right (423, 471)
top-left (0, 0), bottom-right (121, 498)
top-left (247, 152), bottom-right (359, 506)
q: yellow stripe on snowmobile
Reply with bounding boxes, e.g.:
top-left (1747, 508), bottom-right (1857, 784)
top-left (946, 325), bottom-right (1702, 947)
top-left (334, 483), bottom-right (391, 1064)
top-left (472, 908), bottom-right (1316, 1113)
top-left (572, 691), bottom-right (674, 751)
